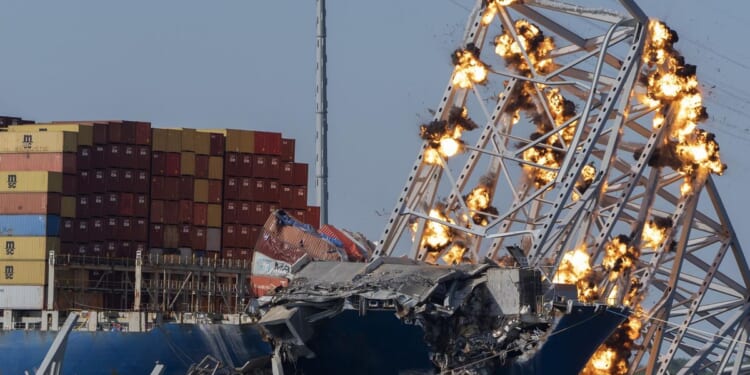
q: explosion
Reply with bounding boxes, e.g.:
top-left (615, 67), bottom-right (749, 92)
top-left (423, 208), bottom-right (454, 251)
top-left (602, 235), bottom-right (639, 282)
top-left (495, 19), bottom-right (555, 76)
top-left (641, 218), bottom-right (670, 249)
top-left (481, 0), bottom-right (517, 25)
top-left (553, 245), bottom-right (600, 302)
top-left (464, 176), bottom-right (499, 226)
top-left (421, 107), bottom-right (479, 164)
top-left (642, 19), bottom-right (726, 196)
top-left (452, 44), bottom-right (488, 88)
top-left (442, 243), bottom-right (468, 265)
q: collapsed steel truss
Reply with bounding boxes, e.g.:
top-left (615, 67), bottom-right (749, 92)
top-left (374, 0), bottom-right (750, 373)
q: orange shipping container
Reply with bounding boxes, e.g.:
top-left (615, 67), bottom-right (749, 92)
top-left (0, 153), bottom-right (76, 174)
top-left (152, 128), bottom-right (169, 151)
top-left (207, 204), bottom-right (222, 228)
top-left (250, 275), bottom-right (288, 297)
top-left (166, 130), bottom-right (182, 152)
top-left (181, 152), bottom-right (196, 176)
top-left (193, 179), bottom-right (209, 203)
top-left (0, 193), bottom-right (61, 215)
top-left (208, 157), bottom-right (223, 180)
top-left (193, 132), bottom-right (211, 155)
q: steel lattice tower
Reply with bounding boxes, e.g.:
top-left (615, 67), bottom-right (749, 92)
top-left (374, 1), bottom-right (750, 373)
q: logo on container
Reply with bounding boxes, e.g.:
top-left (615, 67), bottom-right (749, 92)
top-left (7, 174), bottom-right (17, 189)
top-left (22, 134), bottom-right (33, 149)
top-left (4, 265), bottom-right (13, 280)
top-left (5, 241), bottom-right (14, 255)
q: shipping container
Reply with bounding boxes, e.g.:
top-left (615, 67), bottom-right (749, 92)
top-left (0, 153), bottom-right (76, 174)
top-left (120, 122), bottom-right (136, 144)
top-left (76, 219), bottom-right (90, 241)
top-left (178, 176), bottom-right (193, 200)
top-left (92, 145), bottom-right (106, 169)
top-left (206, 228), bottom-right (221, 251)
top-left (122, 145), bottom-right (138, 169)
top-left (104, 193), bottom-right (119, 216)
top-left (91, 218), bottom-right (105, 242)
top-left (152, 128), bottom-right (169, 152)
top-left (164, 200), bottom-right (180, 224)
top-left (192, 226), bottom-right (207, 250)
top-left (224, 177), bottom-right (239, 199)
top-left (0, 237), bottom-right (58, 261)
top-left (120, 170), bottom-right (135, 194)
top-left (90, 123), bottom-right (107, 144)
top-left (180, 152), bottom-right (196, 176)
top-left (0, 171), bottom-right (63, 193)
top-left (134, 218), bottom-right (148, 242)
top-left (268, 157), bottom-right (281, 179)
top-left (77, 146), bottom-right (91, 170)
top-left (9, 123), bottom-right (93, 146)
top-left (199, 129), bottom-right (252, 153)
top-left (223, 201), bottom-right (238, 223)
top-left (76, 195), bottom-right (91, 219)
top-left (105, 169), bottom-right (121, 192)
top-left (106, 122), bottom-right (122, 143)
top-left (250, 275), bottom-right (288, 297)
top-left (268, 181), bottom-right (281, 202)
top-left (165, 152), bottom-right (181, 176)
top-left (0, 285), bottom-right (45, 309)
top-left (207, 204), bottom-right (222, 227)
top-left (224, 153), bottom-right (242, 177)
top-left (292, 163), bottom-right (308, 186)
top-left (0, 192), bottom-right (61, 215)
top-left (195, 154), bottom-right (209, 178)
top-left (193, 179), bottom-right (209, 202)
top-left (208, 180), bottom-right (222, 203)
top-left (193, 132), bottom-right (211, 155)
top-left (254, 131), bottom-right (282, 155)
top-left (91, 170), bottom-right (106, 192)
top-left (223, 248), bottom-right (252, 261)
top-left (0, 261), bottom-right (46, 285)
top-left (280, 138), bottom-right (295, 162)
top-left (135, 194), bottom-right (149, 217)
top-left (0, 215), bottom-right (60, 236)
top-left (164, 225), bottom-right (179, 249)
top-left (193, 203), bottom-right (208, 226)
top-left (136, 146), bottom-right (150, 170)
top-left (165, 129), bottom-right (183, 153)
top-left (240, 178), bottom-right (255, 201)
top-left (150, 200), bottom-right (165, 223)
top-left (250, 202), bottom-right (266, 226)
top-left (150, 224), bottom-right (164, 248)
top-left (295, 187), bottom-right (308, 209)
top-left (61, 196), bottom-right (76, 218)
top-left (62, 174), bottom-right (77, 196)
top-left (0, 131), bottom-right (77, 153)
top-left (179, 200), bottom-right (193, 223)
top-left (209, 133), bottom-right (224, 156)
top-left (252, 155), bottom-right (269, 179)
top-left (280, 162), bottom-right (295, 185)
top-left (237, 201), bottom-right (252, 224)
top-left (135, 122), bottom-right (152, 145)
top-left (223, 224), bottom-right (237, 247)
top-left (251, 252), bottom-right (292, 278)
top-left (251, 179), bottom-right (268, 202)
top-left (307, 206), bottom-right (321, 229)
top-left (119, 193), bottom-right (134, 216)
top-left (208, 156), bottom-right (223, 180)
top-left (61, 219), bottom-right (75, 242)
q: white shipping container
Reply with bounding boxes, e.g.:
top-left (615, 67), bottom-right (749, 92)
top-left (251, 252), bottom-right (292, 278)
top-left (0, 285), bottom-right (44, 309)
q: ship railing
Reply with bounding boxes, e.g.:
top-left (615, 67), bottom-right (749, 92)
top-left (54, 253), bottom-right (252, 270)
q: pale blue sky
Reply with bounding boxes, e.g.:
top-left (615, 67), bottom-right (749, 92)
top-left (0, 0), bottom-right (748, 242)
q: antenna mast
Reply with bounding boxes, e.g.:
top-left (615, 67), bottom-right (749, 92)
top-left (315, 0), bottom-right (329, 225)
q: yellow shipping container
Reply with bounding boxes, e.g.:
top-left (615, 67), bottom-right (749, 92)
top-left (194, 179), bottom-right (209, 203)
top-left (207, 204), bottom-right (222, 227)
top-left (61, 196), bottom-right (76, 218)
top-left (165, 129), bottom-right (182, 153)
top-left (0, 171), bottom-right (63, 193)
top-left (152, 128), bottom-right (169, 151)
top-left (0, 260), bottom-right (46, 285)
top-left (0, 131), bottom-right (77, 153)
top-left (208, 157), bottom-right (223, 180)
top-left (241, 131), bottom-right (255, 153)
top-left (194, 132), bottom-right (211, 155)
top-left (0, 237), bottom-right (58, 261)
top-left (175, 128), bottom-right (196, 152)
top-left (181, 152), bottom-right (196, 176)
top-left (9, 123), bottom-right (94, 146)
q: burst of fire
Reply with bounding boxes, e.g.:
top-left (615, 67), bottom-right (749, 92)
top-left (602, 236), bottom-right (639, 282)
top-left (421, 107), bottom-right (478, 164)
top-left (481, 0), bottom-right (517, 25)
top-left (553, 245), bottom-right (600, 302)
top-left (423, 208), bottom-right (454, 250)
top-left (642, 219), bottom-right (668, 249)
top-left (495, 19), bottom-right (555, 75)
top-left (442, 243), bottom-right (467, 265)
top-left (452, 46), bottom-right (488, 88)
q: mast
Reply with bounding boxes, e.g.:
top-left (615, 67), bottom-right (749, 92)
top-left (315, 0), bottom-right (329, 225)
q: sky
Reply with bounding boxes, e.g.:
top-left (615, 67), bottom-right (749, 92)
top-left (0, 0), bottom-right (748, 244)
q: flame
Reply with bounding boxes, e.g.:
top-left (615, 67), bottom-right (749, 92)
top-left (482, 1), bottom-right (517, 25)
top-left (465, 184), bottom-right (496, 225)
top-left (553, 245), bottom-right (599, 302)
top-left (680, 180), bottom-right (692, 196)
top-left (589, 348), bottom-right (617, 372)
top-left (495, 19), bottom-right (556, 76)
top-left (421, 107), bottom-right (477, 164)
top-left (607, 285), bottom-right (619, 306)
top-left (422, 208), bottom-right (454, 251)
top-left (452, 47), bottom-right (488, 88)
top-left (642, 220), bottom-right (667, 249)
top-left (602, 236), bottom-right (639, 282)
top-left (442, 243), bottom-right (467, 265)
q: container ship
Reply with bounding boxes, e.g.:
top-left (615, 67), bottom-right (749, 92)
top-left (0, 116), bottom-right (627, 374)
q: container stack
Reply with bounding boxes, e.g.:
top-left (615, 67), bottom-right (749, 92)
top-left (0, 127), bottom-right (78, 310)
top-left (150, 129), bottom-right (181, 255)
top-left (218, 129), bottom-right (256, 261)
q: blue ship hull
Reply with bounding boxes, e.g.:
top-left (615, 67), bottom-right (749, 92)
top-left (0, 323), bottom-right (271, 374)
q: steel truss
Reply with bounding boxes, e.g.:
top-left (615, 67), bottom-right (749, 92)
top-left (374, 0), bottom-right (750, 373)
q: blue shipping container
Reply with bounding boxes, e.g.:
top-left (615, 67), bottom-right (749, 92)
top-left (0, 215), bottom-right (60, 236)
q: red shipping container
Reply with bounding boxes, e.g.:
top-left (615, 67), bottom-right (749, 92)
top-left (240, 154), bottom-right (253, 177)
top-left (224, 177), bottom-right (239, 200)
top-left (105, 217), bottom-right (120, 240)
top-left (193, 203), bottom-right (208, 226)
top-left (179, 176), bottom-right (194, 200)
top-left (225, 152), bottom-right (241, 176)
top-left (250, 202), bottom-right (266, 225)
top-left (134, 195), bottom-right (148, 217)
top-left (269, 157), bottom-right (281, 179)
top-left (135, 122), bottom-right (151, 145)
top-left (250, 275), bottom-right (288, 297)
top-left (165, 152), bottom-right (181, 176)
top-left (195, 155), bottom-right (209, 178)
top-left (61, 219), bottom-right (76, 242)
top-left (134, 170), bottom-right (149, 193)
top-left (119, 193), bottom-right (134, 216)
top-left (90, 242), bottom-right (105, 256)
top-left (179, 224), bottom-right (192, 247)
top-left (120, 218), bottom-right (134, 241)
top-left (254, 131), bottom-right (282, 155)
top-left (121, 122), bottom-right (136, 144)
top-left (104, 193), bottom-right (119, 216)
top-left (91, 194), bottom-right (104, 217)
top-left (249, 225), bottom-right (261, 245)
top-left (152, 152), bottom-right (166, 175)
top-left (76, 195), bottom-right (90, 218)
top-left (136, 146), bottom-right (150, 170)
top-left (223, 248), bottom-right (253, 261)
top-left (292, 163), bottom-right (308, 186)
top-left (238, 201), bottom-right (252, 224)
top-left (252, 155), bottom-right (270, 178)
top-left (92, 145), bottom-right (107, 169)
top-left (224, 201), bottom-right (238, 223)
top-left (209, 133), bottom-right (225, 156)
top-left (90, 123), bottom-right (107, 145)
top-left (208, 180), bottom-right (222, 204)
top-left (92, 170), bottom-right (106, 192)
top-left (105, 240), bottom-right (117, 256)
top-left (164, 200), bottom-right (180, 224)
top-left (280, 185), bottom-right (294, 208)
top-left (252, 179), bottom-right (268, 202)
top-left (91, 218), bottom-right (105, 242)
top-left (151, 200), bottom-right (165, 223)
top-left (134, 218), bottom-right (148, 241)
top-left (76, 219), bottom-right (90, 241)
top-left (238, 225), bottom-right (251, 247)
top-left (0, 153), bottom-right (77, 174)
top-left (134, 242), bottom-right (147, 256)
top-left (105, 169), bottom-right (120, 192)
top-left (290, 209), bottom-right (306, 223)
top-left (77, 147), bottom-right (91, 170)
top-left (179, 200), bottom-right (193, 223)
top-left (192, 226), bottom-right (207, 250)
top-left (107, 122), bottom-right (122, 143)
top-left (63, 174), bottom-right (76, 195)
top-left (75, 243), bottom-right (87, 256)
top-left (150, 224), bottom-right (164, 248)
top-left (280, 138), bottom-right (295, 162)
top-left (150, 176), bottom-right (165, 200)
top-left (77, 170), bottom-right (91, 194)
top-left (223, 224), bottom-right (237, 248)
top-left (240, 178), bottom-right (254, 201)
top-left (294, 187), bottom-right (308, 209)
top-left (268, 180), bottom-right (280, 202)
top-left (307, 206), bottom-right (321, 229)
top-left (121, 169), bottom-right (135, 193)
top-left (165, 177), bottom-right (180, 200)
top-left (59, 242), bottom-right (75, 255)
top-left (122, 145), bottom-right (137, 169)
top-left (280, 162), bottom-right (294, 185)
top-left (107, 144), bottom-right (122, 167)
top-left (267, 203), bottom-right (279, 218)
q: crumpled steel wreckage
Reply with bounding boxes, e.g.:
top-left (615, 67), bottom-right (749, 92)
top-left (254, 1), bottom-right (750, 374)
